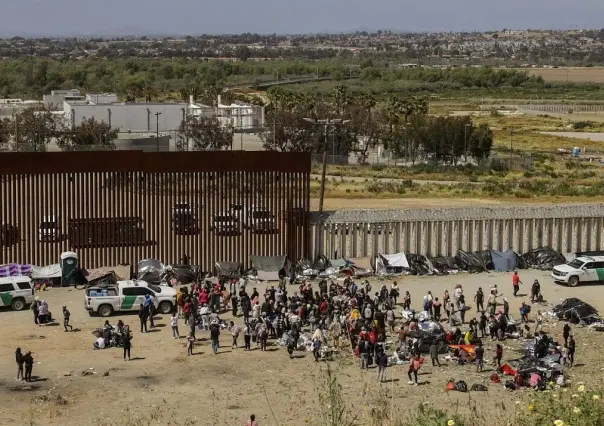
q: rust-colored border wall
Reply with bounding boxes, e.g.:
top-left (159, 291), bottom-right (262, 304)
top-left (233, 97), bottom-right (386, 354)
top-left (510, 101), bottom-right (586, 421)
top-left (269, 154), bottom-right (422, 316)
top-left (0, 151), bottom-right (310, 273)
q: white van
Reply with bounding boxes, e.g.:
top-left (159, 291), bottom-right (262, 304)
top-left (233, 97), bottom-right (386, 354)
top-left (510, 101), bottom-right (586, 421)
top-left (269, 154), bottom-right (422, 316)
top-left (0, 276), bottom-right (35, 310)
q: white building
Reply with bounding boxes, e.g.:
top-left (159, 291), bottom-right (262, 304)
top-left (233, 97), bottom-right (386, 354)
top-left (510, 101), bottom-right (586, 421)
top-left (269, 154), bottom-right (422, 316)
top-left (0, 99), bottom-right (44, 117)
top-left (188, 95), bottom-right (265, 131)
top-left (63, 97), bottom-right (188, 132)
top-left (43, 89), bottom-right (85, 110)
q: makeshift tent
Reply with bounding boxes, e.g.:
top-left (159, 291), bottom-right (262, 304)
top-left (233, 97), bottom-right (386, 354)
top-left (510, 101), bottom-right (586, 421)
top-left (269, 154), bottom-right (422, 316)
top-left (31, 264), bottom-right (62, 279)
top-left (348, 257), bottom-right (372, 270)
top-left (0, 263), bottom-right (32, 277)
top-left (455, 250), bottom-right (490, 272)
top-left (552, 298), bottom-right (601, 324)
top-left (215, 262), bottom-right (242, 280)
top-left (328, 258), bottom-right (349, 268)
top-left (84, 265), bottom-right (131, 283)
top-left (137, 259), bottom-right (164, 283)
top-left (430, 256), bottom-right (461, 274)
top-left (375, 252), bottom-right (410, 275)
top-left (522, 247), bottom-right (566, 270)
top-left (406, 254), bottom-right (434, 275)
top-left (490, 250), bottom-right (519, 272)
top-left (295, 259), bottom-right (319, 278)
top-left (314, 255), bottom-right (329, 271)
top-left (166, 265), bottom-right (198, 284)
top-left (250, 255), bottom-right (289, 281)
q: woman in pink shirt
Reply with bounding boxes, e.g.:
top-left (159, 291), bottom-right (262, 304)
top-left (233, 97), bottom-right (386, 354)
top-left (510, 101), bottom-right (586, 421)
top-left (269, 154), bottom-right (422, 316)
top-left (199, 288), bottom-right (209, 305)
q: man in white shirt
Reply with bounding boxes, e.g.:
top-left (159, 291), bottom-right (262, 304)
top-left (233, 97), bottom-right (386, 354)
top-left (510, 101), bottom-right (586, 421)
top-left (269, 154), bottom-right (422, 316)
top-left (94, 336), bottom-right (106, 349)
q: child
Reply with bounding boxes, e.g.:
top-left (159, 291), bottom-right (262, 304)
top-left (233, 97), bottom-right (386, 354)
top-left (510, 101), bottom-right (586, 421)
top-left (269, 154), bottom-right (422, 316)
top-left (187, 333), bottom-right (195, 356)
top-left (230, 321), bottom-right (240, 349)
top-left (561, 344), bottom-right (569, 366)
top-left (62, 306), bottom-right (73, 332)
top-left (170, 313), bottom-right (179, 339)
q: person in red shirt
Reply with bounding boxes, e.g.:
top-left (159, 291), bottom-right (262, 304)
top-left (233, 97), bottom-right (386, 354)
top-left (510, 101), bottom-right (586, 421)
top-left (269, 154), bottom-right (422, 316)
top-left (319, 298), bottom-right (328, 315)
top-left (183, 300), bottom-right (192, 325)
top-left (199, 288), bottom-right (209, 305)
top-left (512, 271), bottom-right (523, 297)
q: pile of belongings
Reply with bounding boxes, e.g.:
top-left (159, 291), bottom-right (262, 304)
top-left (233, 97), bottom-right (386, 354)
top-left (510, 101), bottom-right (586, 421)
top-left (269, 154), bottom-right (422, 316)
top-left (375, 252), bottom-right (434, 276)
top-left (551, 298), bottom-right (601, 324)
top-left (455, 249), bottom-right (526, 273)
top-left (295, 259), bottom-right (319, 279)
top-left (247, 256), bottom-right (292, 281)
top-left (522, 247), bottom-right (566, 270)
top-left (319, 258), bottom-right (354, 278)
top-left (406, 319), bottom-right (447, 354)
top-left (429, 256), bottom-right (461, 274)
top-left (137, 259), bottom-right (165, 284)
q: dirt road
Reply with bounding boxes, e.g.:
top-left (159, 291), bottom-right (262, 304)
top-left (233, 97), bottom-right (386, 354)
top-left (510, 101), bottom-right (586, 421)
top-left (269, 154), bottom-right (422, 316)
top-left (1, 270), bottom-right (603, 425)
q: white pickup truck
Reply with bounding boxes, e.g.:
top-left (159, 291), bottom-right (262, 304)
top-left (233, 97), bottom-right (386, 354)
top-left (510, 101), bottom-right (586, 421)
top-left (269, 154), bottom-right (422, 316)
top-left (84, 280), bottom-right (176, 317)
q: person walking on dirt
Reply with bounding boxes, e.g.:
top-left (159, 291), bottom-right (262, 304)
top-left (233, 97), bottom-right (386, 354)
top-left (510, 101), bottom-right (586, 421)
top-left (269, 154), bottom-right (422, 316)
top-left (210, 321), bottom-right (220, 354)
top-left (187, 333), bottom-right (195, 356)
top-left (144, 294), bottom-right (155, 328)
top-left (31, 298), bottom-right (39, 325)
top-left (123, 330), bottom-right (132, 361)
top-left (229, 321), bottom-right (240, 349)
top-left (474, 287), bottom-right (484, 313)
top-left (170, 312), bottom-right (179, 339)
top-left (15, 348), bottom-right (24, 380)
top-left (247, 414), bottom-right (259, 426)
top-left (62, 306), bottom-right (73, 332)
top-left (512, 271), bottom-right (522, 297)
top-left (568, 336), bottom-right (576, 367)
top-left (22, 351), bottom-right (33, 382)
top-left (243, 322), bottom-right (252, 351)
top-left (494, 344), bottom-right (503, 369)
top-left (138, 304), bottom-right (149, 333)
top-left (430, 341), bottom-right (441, 367)
top-left (475, 342), bottom-right (485, 372)
top-left (407, 354), bottom-right (420, 385)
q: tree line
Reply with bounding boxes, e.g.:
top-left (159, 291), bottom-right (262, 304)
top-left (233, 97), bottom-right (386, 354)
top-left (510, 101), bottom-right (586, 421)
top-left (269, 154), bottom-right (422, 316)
top-left (0, 57), bottom-right (553, 99)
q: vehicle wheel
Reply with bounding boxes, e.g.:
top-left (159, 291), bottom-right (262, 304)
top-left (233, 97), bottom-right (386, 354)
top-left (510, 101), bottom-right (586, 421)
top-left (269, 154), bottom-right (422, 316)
top-left (98, 304), bottom-right (114, 317)
top-left (568, 276), bottom-right (580, 287)
top-left (158, 301), bottom-right (173, 314)
top-left (11, 298), bottom-right (25, 311)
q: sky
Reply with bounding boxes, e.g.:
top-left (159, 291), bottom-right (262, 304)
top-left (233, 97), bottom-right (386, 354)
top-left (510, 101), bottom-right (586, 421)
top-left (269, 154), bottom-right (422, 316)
top-left (0, 0), bottom-right (603, 37)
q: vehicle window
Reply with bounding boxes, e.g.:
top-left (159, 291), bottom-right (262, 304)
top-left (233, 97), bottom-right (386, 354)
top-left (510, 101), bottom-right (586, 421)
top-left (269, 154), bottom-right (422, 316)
top-left (567, 259), bottom-right (585, 269)
top-left (583, 262), bottom-right (594, 270)
top-left (592, 262), bottom-right (604, 269)
top-left (123, 287), bottom-right (147, 296)
top-left (0, 283), bottom-right (14, 292)
top-left (147, 284), bottom-right (162, 294)
top-left (17, 281), bottom-right (31, 290)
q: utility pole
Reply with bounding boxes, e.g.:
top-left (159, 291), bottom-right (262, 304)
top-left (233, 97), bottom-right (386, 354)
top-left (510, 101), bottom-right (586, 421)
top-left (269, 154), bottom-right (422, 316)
top-left (155, 112), bottom-right (162, 152)
top-left (464, 123), bottom-right (471, 163)
top-left (303, 117), bottom-right (351, 212)
top-left (509, 128), bottom-right (514, 170)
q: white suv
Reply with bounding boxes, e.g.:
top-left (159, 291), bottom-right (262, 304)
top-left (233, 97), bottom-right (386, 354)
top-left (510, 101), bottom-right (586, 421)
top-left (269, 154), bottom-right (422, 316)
top-left (0, 276), bottom-right (35, 311)
top-left (551, 256), bottom-right (604, 287)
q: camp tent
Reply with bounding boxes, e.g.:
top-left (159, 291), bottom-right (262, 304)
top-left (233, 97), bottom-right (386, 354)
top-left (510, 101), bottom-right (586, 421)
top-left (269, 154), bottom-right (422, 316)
top-left (348, 257), bottom-right (372, 270)
top-left (84, 265), bottom-right (131, 283)
top-left (137, 259), bottom-right (164, 283)
top-left (250, 255), bottom-right (290, 281)
top-left (215, 262), bottom-right (243, 280)
top-left (31, 264), bottom-right (62, 279)
top-left (0, 263), bottom-right (32, 277)
top-left (328, 258), bottom-right (349, 268)
top-left (490, 250), bottom-right (519, 272)
top-left (375, 253), bottom-right (409, 275)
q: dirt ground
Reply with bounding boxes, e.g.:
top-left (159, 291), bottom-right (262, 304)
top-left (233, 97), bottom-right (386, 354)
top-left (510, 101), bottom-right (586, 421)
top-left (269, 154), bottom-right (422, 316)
top-left (2, 270), bottom-right (604, 426)
top-left (520, 67), bottom-right (604, 83)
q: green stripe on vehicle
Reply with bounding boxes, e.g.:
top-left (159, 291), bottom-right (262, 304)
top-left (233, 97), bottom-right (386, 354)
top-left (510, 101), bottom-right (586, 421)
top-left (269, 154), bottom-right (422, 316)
top-left (121, 296), bottom-right (137, 310)
top-left (596, 268), bottom-right (604, 281)
top-left (0, 293), bottom-right (13, 306)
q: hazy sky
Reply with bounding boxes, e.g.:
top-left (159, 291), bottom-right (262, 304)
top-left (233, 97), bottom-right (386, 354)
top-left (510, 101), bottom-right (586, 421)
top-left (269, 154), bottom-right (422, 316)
top-left (0, 0), bottom-right (602, 36)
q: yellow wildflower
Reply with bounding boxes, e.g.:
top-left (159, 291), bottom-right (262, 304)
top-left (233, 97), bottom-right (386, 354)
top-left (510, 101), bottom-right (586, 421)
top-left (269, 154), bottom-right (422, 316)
top-left (578, 384), bottom-right (586, 392)
top-left (553, 420), bottom-right (565, 426)
top-left (447, 421), bottom-right (455, 426)
top-left (573, 407), bottom-right (581, 414)
top-left (593, 394), bottom-right (600, 401)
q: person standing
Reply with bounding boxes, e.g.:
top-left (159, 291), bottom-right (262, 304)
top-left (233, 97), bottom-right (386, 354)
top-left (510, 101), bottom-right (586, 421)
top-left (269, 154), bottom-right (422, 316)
top-left (531, 280), bottom-right (541, 303)
top-left (407, 354), bottom-right (420, 385)
top-left (15, 348), bottom-right (24, 381)
top-left (62, 306), bottom-right (73, 332)
top-left (376, 349), bottom-right (388, 382)
top-left (475, 342), bottom-right (485, 372)
top-left (210, 321), bottom-right (220, 354)
top-left (144, 294), bottom-right (155, 328)
top-left (230, 321), bottom-right (240, 349)
top-left (243, 323), bottom-right (252, 351)
top-left (170, 313), bottom-right (179, 339)
top-left (503, 298), bottom-right (510, 320)
top-left (568, 336), bottom-right (576, 367)
top-left (512, 271), bottom-right (522, 297)
top-left (563, 321), bottom-right (571, 346)
top-left (187, 333), bottom-right (195, 356)
top-left (430, 341), bottom-right (441, 367)
top-left (474, 288), bottom-right (484, 313)
top-left (122, 330), bottom-right (132, 361)
top-left (31, 298), bottom-right (39, 325)
top-left (386, 307), bottom-right (395, 332)
top-left (22, 351), bottom-right (33, 382)
top-left (433, 297), bottom-right (442, 322)
top-left (138, 304), bottom-right (148, 333)
top-left (494, 344), bottom-right (503, 369)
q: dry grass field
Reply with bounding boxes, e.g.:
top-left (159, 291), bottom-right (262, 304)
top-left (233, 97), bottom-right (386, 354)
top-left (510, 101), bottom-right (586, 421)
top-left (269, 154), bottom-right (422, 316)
top-left (519, 67), bottom-right (604, 83)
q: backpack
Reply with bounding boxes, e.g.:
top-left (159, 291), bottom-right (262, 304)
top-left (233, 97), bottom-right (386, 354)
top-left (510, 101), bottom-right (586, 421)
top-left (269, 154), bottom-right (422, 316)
top-left (455, 381), bottom-right (468, 392)
top-left (470, 383), bottom-right (488, 391)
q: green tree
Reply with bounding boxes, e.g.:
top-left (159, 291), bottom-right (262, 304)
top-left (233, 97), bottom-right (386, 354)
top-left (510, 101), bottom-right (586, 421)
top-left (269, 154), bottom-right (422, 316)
top-left (8, 105), bottom-right (60, 151)
top-left (178, 115), bottom-right (233, 150)
top-left (56, 117), bottom-right (119, 151)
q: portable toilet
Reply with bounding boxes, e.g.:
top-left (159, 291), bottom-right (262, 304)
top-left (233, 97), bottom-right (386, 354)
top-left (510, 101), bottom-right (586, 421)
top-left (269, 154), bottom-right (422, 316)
top-left (60, 251), bottom-right (79, 287)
